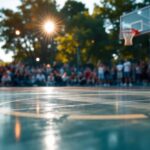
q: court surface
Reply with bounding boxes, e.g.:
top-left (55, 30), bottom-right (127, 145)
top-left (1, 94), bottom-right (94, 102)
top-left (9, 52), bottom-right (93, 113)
top-left (0, 87), bottom-right (150, 150)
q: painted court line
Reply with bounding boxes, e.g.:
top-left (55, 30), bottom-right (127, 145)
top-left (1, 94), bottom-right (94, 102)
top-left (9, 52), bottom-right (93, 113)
top-left (68, 114), bottom-right (148, 120)
top-left (0, 109), bottom-right (148, 121)
top-left (0, 98), bottom-right (36, 106)
top-left (0, 109), bottom-right (50, 119)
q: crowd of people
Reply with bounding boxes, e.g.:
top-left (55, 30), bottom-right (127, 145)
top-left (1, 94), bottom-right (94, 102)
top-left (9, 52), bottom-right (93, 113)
top-left (0, 59), bottom-right (150, 87)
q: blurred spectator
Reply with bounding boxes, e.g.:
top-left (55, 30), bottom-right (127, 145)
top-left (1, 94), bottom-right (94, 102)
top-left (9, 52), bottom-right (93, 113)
top-left (97, 62), bottom-right (105, 85)
top-left (123, 59), bottom-right (132, 86)
top-left (0, 60), bottom-right (150, 87)
top-left (1, 72), bottom-right (11, 86)
top-left (116, 61), bottom-right (123, 86)
top-left (35, 71), bottom-right (46, 86)
top-left (47, 72), bottom-right (55, 86)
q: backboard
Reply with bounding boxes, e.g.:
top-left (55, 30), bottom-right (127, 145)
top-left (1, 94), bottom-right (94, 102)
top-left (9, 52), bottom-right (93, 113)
top-left (120, 5), bottom-right (150, 39)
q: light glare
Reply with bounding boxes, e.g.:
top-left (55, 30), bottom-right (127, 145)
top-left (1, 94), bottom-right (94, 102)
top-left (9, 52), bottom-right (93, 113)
top-left (36, 57), bottom-right (40, 62)
top-left (15, 30), bottom-right (20, 36)
top-left (44, 21), bottom-right (55, 34)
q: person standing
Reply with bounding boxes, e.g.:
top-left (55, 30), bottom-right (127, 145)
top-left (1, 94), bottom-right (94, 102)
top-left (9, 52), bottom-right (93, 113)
top-left (123, 59), bottom-right (132, 86)
top-left (116, 61), bottom-right (123, 86)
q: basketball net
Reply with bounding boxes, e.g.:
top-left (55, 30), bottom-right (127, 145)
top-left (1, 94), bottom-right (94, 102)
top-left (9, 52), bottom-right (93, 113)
top-left (122, 28), bottom-right (139, 46)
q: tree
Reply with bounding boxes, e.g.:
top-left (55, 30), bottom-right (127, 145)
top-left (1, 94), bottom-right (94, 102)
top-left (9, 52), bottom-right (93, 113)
top-left (56, 0), bottom-right (109, 65)
top-left (60, 0), bottom-right (88, 32)
top-left (0, 0), bottom-right (59, 64)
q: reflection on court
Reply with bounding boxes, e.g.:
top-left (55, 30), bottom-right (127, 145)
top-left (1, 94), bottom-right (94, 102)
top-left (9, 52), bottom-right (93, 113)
top-left (0, 87), bottom-right (150, 150)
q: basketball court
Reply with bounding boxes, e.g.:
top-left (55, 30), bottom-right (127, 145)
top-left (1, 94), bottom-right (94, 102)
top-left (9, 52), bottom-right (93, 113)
top-left (0, 86), bottom-right (150, 150)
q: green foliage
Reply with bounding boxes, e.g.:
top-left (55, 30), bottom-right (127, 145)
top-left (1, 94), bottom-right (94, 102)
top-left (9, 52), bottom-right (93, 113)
top-left (56, 2), bottom-right (110, 65)
top-left (0, 0), bottom-right (59, 64)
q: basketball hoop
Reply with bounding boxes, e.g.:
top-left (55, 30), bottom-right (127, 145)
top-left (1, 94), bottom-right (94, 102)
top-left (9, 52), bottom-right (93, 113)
top-left (122, 28), bottom-right (140, 46)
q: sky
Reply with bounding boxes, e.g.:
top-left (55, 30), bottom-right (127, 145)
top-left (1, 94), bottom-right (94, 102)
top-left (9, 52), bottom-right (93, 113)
top-left (0, 0), bottom-right (100, 62)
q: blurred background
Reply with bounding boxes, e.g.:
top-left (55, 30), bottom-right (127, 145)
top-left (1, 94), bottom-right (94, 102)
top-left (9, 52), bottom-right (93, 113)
top-left (0, 0), bottom-right (149, 87)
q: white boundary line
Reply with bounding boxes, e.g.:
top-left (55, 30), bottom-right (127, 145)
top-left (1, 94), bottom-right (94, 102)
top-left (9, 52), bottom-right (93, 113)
top-left (0, 109), bottom-right (147, 121)
top-left (68, 114), bottom-right (148, 120)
